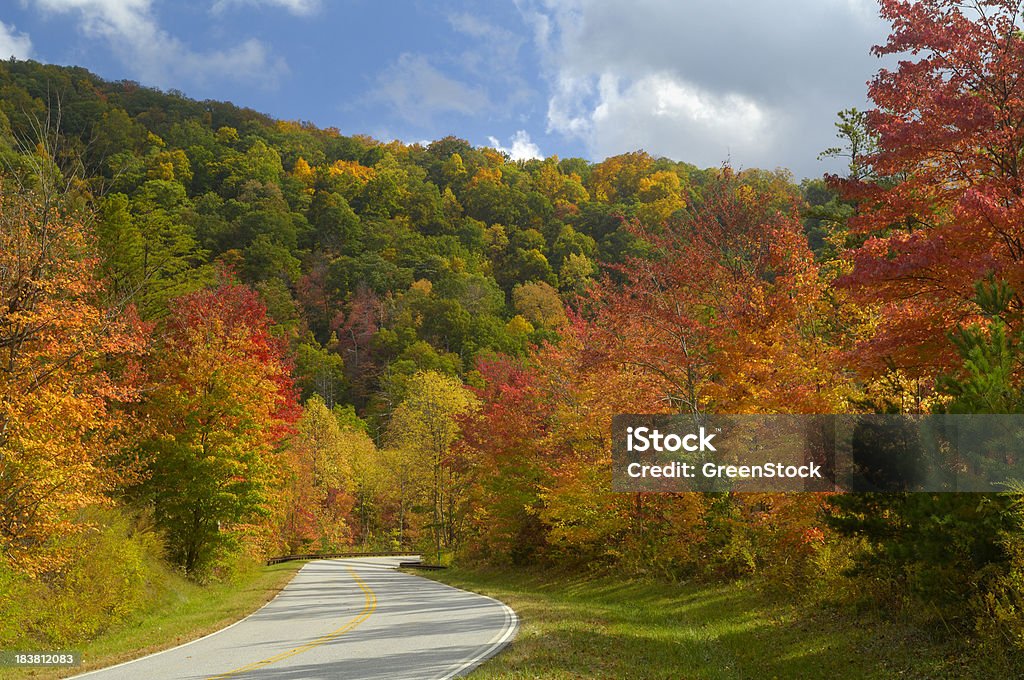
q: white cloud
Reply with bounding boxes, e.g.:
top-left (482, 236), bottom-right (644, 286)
top-left (0, 21), bottom-right (32, 59)
top-left (369, 53), bottom-right (490, 122)
top-left (522, 0), bottom-right (891, 176)
top-left (583, 73), bottom-right (771, 165)
top-left (210, 0), bottom-right (320, 16)
top-left (488, 130), bottom-right (542, 161)
top-left (30, 0), bottom-right (287, 88)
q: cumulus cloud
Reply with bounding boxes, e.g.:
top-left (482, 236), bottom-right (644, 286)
top-left (522, 0), bottom-right (890, 176)
top-left (488, 130), bottom-right (542, 161)
top-left (30, 0), bottom-right (287, 88)
top-left (0, 20), bottom-right (32, 59)
top-left (210, 0), bottom-right (320, 16)
top-left (585, 73), bottom-right (772, 165)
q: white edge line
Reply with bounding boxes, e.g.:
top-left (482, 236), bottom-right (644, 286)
top-left (67, 557), bottom-right (416, 679)
top-left (423, 582), bottom-right (520, 680)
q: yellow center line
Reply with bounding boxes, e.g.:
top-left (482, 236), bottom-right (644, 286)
top-left (206, 566), bottom-right (378, 679)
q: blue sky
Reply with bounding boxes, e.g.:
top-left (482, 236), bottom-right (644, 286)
top-left (0, 1), bottom-right (892, 178)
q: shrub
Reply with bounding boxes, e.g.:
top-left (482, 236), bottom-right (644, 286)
top-left (0, 507), bottom-right (168, 646)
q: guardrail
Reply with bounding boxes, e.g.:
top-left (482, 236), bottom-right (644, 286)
top-left (266, 551), bottom-right (421, 566)
top-left (399, 561), bottom-right (447, 570)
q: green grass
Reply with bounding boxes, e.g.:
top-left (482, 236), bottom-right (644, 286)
top-left (423, 567), bottom-right (1005, 679)
top-left (1, 560), bottom-right (303, 680)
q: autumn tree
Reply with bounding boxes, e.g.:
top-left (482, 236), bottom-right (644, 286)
top-left (832, 0), bottom-right (1024, 378)
top-left (512, 280), bottom-right (567, 329)
top-left (589, 169), bottom-right (845, 417)
top-left (459, 356), bottom-right (553, 564)
top-left (635, 170), bottom-right (686, 225)
top-left (386, 370), bottom-right (478, 562)
top-left (134, 278), bottom-right (298, 574)
top-left (280, 395), bottom-right (355, 552)
top-left (0, 181), bottom-right (146, 573)
top-left (556, 171), bottom-right (848, 575)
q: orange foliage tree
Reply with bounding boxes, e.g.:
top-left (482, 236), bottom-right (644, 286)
top-left (0, 183), bottom-right (146, 573)
top-left (588, 168), bottom-right (846, 417)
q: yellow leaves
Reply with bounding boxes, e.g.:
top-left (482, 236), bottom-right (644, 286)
top-left (216, 126), bottom-right (239, 145)
top-left (535, 162), bottom-right (591, 206)
top-left (293, 395), bottom-right (355, 492)
top-left (145, 148), bottom-right (192, 184)
top-left (410, 278), bottom-right (433, 296)
top-left (470, 166), bottom-right (502, 187)
top-left (292, 157), bottom-right (315, 186)
top-left (588, 151), bottom-right (654, 203)
top-left (275, 120), bottom-right (305, 135)
top-left (147, 161), bottom-right (174, 181)
top-left (736, 183), bottom-right (757, 207)
top-left (512, 280), bottom-right (567, 329)
top-left (506, 314), bottom-right (535, 337)
top-left (636, 170), bottom-right (687, 225)
top-left (388, 371), bottom-right (479, 455)
top-left (441, 153), bottom-right (468, 187)
top-left (539, 466), bottom-right (629, 549)
top-left (276, 395), bottom-right (369, 550)
top-left (481, 148), bottom-right (505, 168)
top-left (638, 170), bottom-right (683, 203)
top-left (328, 159), bottom-right (376, 183)
top-left (534, 162), bottom-right (564, 202)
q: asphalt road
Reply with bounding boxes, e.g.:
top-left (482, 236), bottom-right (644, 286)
top-left (71, 556), bottom-right (518, 680)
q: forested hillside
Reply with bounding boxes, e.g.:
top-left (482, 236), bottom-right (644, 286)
top-left (3, 0), bottom-right (1024, 669)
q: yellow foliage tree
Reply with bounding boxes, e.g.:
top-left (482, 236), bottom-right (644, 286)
top-left (387, 371), bottom-right (479, 562)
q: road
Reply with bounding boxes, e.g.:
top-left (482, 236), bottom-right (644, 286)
top-left (71, 556), bottom-right (518, 680)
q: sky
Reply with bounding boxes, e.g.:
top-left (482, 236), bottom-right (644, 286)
top-left (0, 0), bottom-right (892, 178)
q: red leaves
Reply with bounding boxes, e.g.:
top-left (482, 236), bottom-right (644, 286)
top-left (586, 171), bottom-right (841, 415)
top-left (165, 277), bottom-right (300, 437)
top-left (833, 0), bottom-right (1024, 378)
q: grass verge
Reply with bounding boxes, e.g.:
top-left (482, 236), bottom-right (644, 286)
top-left (1, 560), bottom-right (303, 680)
top-left (423, 567), bottom-right (1005, 679)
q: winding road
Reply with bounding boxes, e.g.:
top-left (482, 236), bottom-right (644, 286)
top-left (71, 556), bottom-right (518, 680)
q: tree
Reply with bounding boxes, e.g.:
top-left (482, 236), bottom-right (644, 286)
top-left (818, 108), bottom-right (877, 182)
top-left (828, 277), bottom-right (1024, 615)
top-left (823, 0), bottom-right (1024, 619)
top-left (136, 278), bottom-right (298, 574)
top-left (386, 371), bottom-right (478, 562)
top-left (635, 170), bottom-right (686, 225)
top-left (512, 280), bottom-right (567, 329)
top-left (294, 335), bottom-right (347, 407)
top-left (459, 355), bottom-right (554, 564)
top-left (280, 396), bottom-right (355, 552)
top-left (831, 0), bottom-right (1024, 377)
top-left (0, 181), bottom-right (146, 574)
top-left (308, 190), bottom-right (361, 255)
top-left (96, 188), bottom-right (209, 319)
top-left (587, 151), bottom-right (653, 203)
top-left (588, 169), bottom-right (844, 417)
top-left (559, 252), bottom-right (596, 295)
